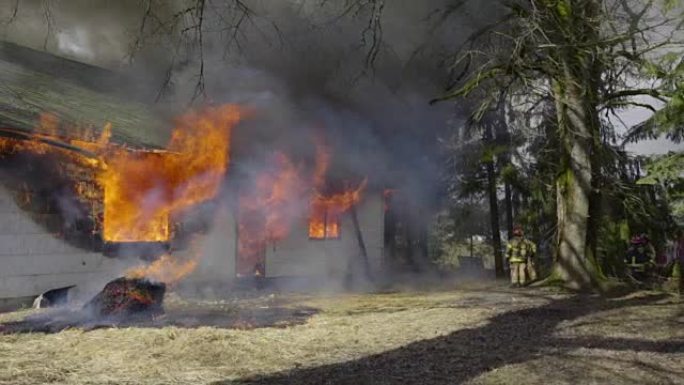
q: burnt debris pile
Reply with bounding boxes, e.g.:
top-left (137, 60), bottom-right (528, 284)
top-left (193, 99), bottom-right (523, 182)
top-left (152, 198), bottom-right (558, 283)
top-left (83, 277), bottom-right (166, 320)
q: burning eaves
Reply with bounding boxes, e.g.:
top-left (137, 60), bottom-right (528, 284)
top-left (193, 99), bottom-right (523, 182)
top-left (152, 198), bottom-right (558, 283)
top-left (1, 106), bottom-right (241, 243)
top-left (1, 101), bottom-right (372, 288)
top-left (0, 106), bottom-right (242, 285)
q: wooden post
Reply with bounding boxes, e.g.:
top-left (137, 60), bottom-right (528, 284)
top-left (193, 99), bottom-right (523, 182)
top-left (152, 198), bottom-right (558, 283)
top-left (350, 203), bottom-right (372, 281)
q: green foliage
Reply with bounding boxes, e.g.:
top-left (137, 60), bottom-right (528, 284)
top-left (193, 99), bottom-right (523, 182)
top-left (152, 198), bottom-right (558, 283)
top-left (663, 0), bottom-right (683, 12)
top-left (437, 0), bottom-right (683, 287)
top-left (480, 143), bottom-right (510, 163)
top-left (597, 218), bottom-right (629, 276)
top-left (637, 152), bottom-right (684, 185)
top-left (433, 241), bottom-right (494, 270)
top-left (638, 152), bottom-right (684, 224)
top-left (555, 0), bottom-right (572, 18)
top-left (625, 55), bottom-right (684, 143)
top-left (588, 141), bottom-right (678, 274)
top-left (500, 163), bottom-right (516, 179)
top-left (430, 206), bottom-right (494, 270)
top-left (653, 93), bottom-right (684, 137)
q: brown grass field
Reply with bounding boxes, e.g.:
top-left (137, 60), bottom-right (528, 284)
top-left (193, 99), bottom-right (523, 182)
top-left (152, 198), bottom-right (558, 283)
top-left (1, 283), bottom-right (682, 385)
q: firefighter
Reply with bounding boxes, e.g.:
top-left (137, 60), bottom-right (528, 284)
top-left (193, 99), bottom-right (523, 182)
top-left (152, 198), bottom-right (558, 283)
top-left (624, 233), bottom-right (656, 283)
top-left (506, 226), bottom-right (537, 287)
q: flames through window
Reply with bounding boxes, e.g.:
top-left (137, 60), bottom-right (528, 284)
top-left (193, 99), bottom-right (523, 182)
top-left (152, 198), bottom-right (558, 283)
top-left (309, 203), bottom-right (341, 239)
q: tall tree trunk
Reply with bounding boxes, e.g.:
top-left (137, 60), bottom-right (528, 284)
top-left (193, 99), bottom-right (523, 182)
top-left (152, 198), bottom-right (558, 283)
top-left (486, 161), bottom-right (504, 277)
top-left (512, 189), bottom-right (521, 220)
top-left (551, 73), bottom-right (603, 289)
top-left (505, 181), bottom-right (514, 235)
top-left (493, 101), bottom-right (514, 238)
top-left (545, 0), bottom-right (605, 290)
top-left (586, 150), bottom-right (603, 275)
top-left (483, 124), bottom-right (505, 278)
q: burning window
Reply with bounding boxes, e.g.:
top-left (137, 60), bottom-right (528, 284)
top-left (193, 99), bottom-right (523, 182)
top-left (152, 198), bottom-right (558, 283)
top-left (309, 206), bottom-right (340, 239)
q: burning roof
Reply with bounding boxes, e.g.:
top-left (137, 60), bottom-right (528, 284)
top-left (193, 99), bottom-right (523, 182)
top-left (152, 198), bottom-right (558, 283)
top-left (0, 41), bottom-right (168, 148)
top-left (0, 43), bottom-right (376, 287)
top-left (1, 104), bottom-right (241, 243)
top-left (0, 104), bottom-right (241, 286)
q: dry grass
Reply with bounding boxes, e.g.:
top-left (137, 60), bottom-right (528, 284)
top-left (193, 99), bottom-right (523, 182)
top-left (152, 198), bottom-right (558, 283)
top-left (468, 291), bottom-right (684, 385)
top-left (0, 285), bottom-right (682, 385)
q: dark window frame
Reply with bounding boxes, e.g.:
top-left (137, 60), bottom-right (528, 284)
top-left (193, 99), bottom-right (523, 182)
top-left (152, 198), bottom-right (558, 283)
top-left (309, 208), bottom-right (341, 240)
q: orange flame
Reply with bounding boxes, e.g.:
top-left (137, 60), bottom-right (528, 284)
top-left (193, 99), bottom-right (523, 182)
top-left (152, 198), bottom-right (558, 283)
top-left (125, 235), bottom-right (204, 285)
top-left (309, 182), bottom-right (366, 239)
top-left (125, 254), bottom-right (199, 284)
top-left (237, 152), bottom-right (307, 275)
top-left (100, 104), bottom-right (241, 242)
top-left (127, 290), bottom-right (154, 304)
top-left (37, 112), bottom-right (59, 137)
top-left (308, 141), bottom-right (366, 239)
top-left (0, 114), bottom-right (103, 168)
top-left (0, 105), bottom-right (242, 245)
top-left (235, 138), bottom-right (367, 276)
top-left (2, 109), bottom-right (369, 284)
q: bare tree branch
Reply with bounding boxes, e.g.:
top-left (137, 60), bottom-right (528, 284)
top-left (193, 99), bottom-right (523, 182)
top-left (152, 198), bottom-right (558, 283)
top-left (42, 0), bottom-right (53, 50)
top-left (603, 88), bottom-right (668, 102)
top-left (128, 0), bottom-right (154, 63)
top-left (191, 0), bottom-right (207, 103)
top-left (346, 0), bottom-right (385, 73)
top-left (6, 0), bottom-right (19, 24)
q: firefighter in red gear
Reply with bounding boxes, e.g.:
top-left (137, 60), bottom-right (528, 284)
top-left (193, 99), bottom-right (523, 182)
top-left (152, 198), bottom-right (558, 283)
top-left (506, 226), bottom-right (537, 287)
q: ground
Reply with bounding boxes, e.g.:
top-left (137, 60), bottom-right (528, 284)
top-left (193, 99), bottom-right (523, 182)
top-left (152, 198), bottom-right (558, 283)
top-left (0, 282), bottom-right (682, 385)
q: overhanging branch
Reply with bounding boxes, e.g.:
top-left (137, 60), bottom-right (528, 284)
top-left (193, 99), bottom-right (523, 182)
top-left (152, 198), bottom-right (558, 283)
top-left (603, 88), bottom-right (668, 102)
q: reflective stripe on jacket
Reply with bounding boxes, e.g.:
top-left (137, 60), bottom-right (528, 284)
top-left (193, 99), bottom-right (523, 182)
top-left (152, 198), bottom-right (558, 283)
top-left (507, 237), bottom-right (536, 263)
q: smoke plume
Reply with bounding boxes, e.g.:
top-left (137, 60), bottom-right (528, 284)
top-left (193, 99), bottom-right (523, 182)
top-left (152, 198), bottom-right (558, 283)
top-left (1, 0), bottom-right (504, 291)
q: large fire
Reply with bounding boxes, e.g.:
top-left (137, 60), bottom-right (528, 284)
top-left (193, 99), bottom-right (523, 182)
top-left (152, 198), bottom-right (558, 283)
top-left (0, 106), bottom-right (241, 243)
top-left (308, 141), bottom-right (366, 240)
top-left (100, 105), bottom-right (240, 242)
top-left (1, 107), bottom-right (367, 282)
top-left (0, 107), bottom-right (240, 284)
top-left (235, 140), bottom-right (367, 275)
top-left (125, 254), bottom-right (199, 284)
top-left (0, 113), bottom-right (105, 169)
top-left (236, 152), bottom-right (307, 275)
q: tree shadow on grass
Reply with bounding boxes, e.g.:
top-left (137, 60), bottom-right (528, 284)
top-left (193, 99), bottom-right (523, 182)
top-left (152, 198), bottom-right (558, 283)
top-left (222, 293), bottom-right (682, 385)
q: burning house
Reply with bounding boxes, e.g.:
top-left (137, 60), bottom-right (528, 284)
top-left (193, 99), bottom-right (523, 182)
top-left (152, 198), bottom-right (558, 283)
top-left (227, 143), bottom-right (385, 283)
top-left (0, 42), bottom-right (386, 309)
top-left (0, 41), bottom-right (171, 309)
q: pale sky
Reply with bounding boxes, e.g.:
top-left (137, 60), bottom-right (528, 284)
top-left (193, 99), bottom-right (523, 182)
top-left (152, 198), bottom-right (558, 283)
top-left (613, 96), bottom-right (683, 156)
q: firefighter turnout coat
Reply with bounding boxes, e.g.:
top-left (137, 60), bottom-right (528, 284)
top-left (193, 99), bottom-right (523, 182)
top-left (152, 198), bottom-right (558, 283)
top-left (506, 237), bottom-right (537, 264)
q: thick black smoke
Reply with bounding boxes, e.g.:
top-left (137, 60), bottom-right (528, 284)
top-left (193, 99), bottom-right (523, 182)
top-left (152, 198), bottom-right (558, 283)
top-left (1, 0), bottom-right (501, 196)
top-left (1, 0), bottom-right (504, 289)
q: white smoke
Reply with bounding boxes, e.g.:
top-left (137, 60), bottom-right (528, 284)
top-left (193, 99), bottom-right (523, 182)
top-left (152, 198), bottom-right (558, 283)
top-left (56, 27), bottom-right (95, 61)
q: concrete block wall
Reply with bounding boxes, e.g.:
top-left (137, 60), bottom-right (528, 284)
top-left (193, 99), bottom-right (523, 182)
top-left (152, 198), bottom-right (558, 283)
top-left (0, 184), bottom-right (119, 302)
